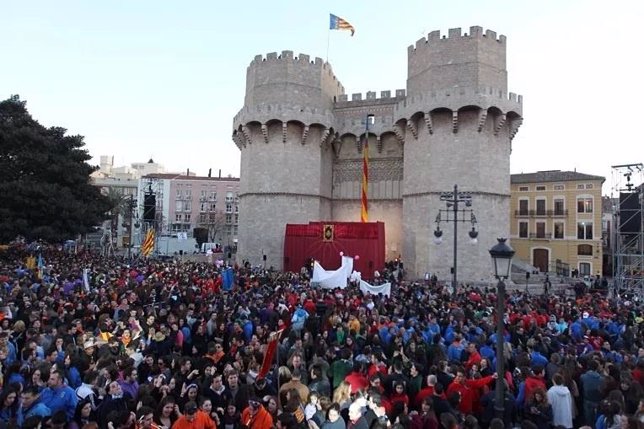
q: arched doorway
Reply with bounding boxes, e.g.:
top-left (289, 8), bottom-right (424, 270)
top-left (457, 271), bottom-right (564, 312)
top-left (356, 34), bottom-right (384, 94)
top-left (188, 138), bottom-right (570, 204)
top-left (532, 248), bottom-right (549, 273)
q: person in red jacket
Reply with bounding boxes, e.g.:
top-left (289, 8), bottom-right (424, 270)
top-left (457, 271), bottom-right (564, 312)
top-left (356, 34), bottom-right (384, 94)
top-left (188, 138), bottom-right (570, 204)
top-left (240, 397), bottom-right (273, 429)
top-left (465, 343), bottom-right (482, 373)
top-left (415, 375), bottom-right (441, 409)
top-left (388, 381), bottom-right (409, 408)
top-left (523, 366), bottom-right (547, 407)
top-left (446, 368), bottom-right (496, 416)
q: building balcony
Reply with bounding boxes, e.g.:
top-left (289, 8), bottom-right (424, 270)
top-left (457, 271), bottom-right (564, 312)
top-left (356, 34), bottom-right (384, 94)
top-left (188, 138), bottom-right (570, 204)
top-left (528, 232), bottom-right (553, 239)
top-left (514, 209), bottom-right (569, 218)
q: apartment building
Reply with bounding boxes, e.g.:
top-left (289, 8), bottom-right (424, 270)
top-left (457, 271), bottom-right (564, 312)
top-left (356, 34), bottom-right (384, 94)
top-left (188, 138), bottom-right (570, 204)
top-left (140, 173), bottom-right (240, 246)
top-left (510, 170), bottom-right (605, 277)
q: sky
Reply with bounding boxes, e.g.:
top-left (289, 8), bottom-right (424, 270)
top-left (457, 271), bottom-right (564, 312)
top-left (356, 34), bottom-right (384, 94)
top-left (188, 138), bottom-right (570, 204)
top-left (2, 0), bottom-right (643, 195)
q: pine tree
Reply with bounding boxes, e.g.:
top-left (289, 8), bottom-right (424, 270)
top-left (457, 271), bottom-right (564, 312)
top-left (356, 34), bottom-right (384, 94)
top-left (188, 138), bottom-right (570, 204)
top-left (0, 96), bottom-right (112, 242)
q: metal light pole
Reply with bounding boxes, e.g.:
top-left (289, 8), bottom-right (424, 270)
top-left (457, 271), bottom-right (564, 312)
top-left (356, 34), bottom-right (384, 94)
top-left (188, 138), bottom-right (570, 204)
top-left (433, 184), bottom-right (479, 293)
top-left (127, 194), bottom-right (140, 260)
top-left (489, 238), bottom-right (515, 420)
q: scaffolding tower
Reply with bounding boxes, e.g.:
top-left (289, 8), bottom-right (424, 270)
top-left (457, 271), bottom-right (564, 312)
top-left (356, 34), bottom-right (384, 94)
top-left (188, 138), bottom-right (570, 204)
top-left (611, 163), bottom-right (644, 296)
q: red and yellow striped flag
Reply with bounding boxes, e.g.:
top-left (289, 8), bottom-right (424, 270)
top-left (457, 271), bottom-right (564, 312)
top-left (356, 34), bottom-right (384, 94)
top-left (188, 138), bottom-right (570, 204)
top-left (360, 134), bottom-right (369, 222)
top-left (142, 228), bottom-right (155, 257)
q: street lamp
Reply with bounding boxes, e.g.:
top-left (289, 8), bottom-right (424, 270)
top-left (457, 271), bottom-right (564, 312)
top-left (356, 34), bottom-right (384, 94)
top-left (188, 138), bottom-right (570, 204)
top-left (488, 237), bottom-right (515, 419)
top-left (433, 184), bottom-right (479, 293)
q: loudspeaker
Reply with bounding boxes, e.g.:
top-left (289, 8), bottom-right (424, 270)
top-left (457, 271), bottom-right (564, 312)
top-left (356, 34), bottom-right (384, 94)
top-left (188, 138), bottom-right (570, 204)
top-left (143, 193), bottom-right (156, 222)
top-left (620, 192), bottom-right (642, 234)
top-left (193, 228), bottom-right (208, 247)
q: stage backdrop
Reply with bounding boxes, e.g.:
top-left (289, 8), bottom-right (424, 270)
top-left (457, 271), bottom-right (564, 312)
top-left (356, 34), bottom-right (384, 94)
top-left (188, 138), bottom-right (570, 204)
top-left (284, 221), bottom-right (385, 280)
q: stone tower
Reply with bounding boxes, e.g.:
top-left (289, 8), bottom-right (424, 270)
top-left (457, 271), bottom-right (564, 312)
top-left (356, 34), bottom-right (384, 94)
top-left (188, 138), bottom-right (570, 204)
top-left (396, 26), bottom-right (522, 281)
top-left (232, 51), bottom-right (344, 267)
top-left (233, 26), bottom-right (523, 282)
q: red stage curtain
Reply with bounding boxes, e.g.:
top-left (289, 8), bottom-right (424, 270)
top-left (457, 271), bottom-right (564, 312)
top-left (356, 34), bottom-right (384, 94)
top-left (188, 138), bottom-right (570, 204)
top-left (284, 222), bottom-right (385, 279)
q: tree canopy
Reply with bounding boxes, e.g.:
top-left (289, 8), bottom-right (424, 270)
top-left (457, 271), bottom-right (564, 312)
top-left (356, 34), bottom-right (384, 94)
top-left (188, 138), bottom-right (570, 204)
top-left (0, 96), bottom-right (112, 242)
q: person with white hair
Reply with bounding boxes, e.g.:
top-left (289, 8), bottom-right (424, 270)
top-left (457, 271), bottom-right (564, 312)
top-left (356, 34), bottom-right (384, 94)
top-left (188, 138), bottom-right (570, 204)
top-left (347, 402), bottom-right (368, 429)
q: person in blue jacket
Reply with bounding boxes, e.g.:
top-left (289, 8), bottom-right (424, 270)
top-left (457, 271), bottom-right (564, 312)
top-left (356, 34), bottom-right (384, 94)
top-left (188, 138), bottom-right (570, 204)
top-left (40, 369), bottom-right (78, 421)
top-left (18, 386), bottom-right (51, 426)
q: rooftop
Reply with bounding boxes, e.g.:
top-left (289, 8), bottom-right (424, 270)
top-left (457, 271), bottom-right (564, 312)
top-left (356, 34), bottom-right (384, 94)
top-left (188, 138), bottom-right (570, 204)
top-left (511, 170), bottom-right (605, 184)
top-left (143, 173), bottom-right (239, 182)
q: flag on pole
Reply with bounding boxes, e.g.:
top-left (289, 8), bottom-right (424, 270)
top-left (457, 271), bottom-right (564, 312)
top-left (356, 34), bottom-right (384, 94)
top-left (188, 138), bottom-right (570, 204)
top-left (37, 254), bottom-right (45, 280)
top-left (360, 133), bottom-right (369, 222)
top-left (25, 256), bottom-right (36, 270)
top-left (142, 228), bottom-right (155, 257)
top-left (222, 267), bottom-right (234, 291)
top-left (258, 329), bottom-right (284, 379)
top-left (329, 14), bottom-right (355, 36)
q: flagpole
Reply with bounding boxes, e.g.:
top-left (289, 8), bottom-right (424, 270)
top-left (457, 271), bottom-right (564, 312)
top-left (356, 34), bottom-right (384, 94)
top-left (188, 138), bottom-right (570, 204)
top-left (326, 28), bottom-right (330, 63)
top-left (275, 332), bottom-right (281, 408)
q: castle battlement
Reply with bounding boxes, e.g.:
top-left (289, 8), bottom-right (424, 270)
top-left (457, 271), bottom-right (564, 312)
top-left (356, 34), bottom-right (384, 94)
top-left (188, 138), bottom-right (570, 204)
top-left (244, 50), bottom-right (345, 109)
top-left (408, 26), bottom-right (506, 56)
top-left (397, 86), bottom-right (522, 107)
top-left (334, 89), bottom-right (407, 106)
top-left (394, 86), bottom-right (522, 122)
top-left (251, 51), bottom-right (326, 66)
top-left (247, 50), bottom-right (344, 93)
top-left (233, 103), bottom-right (335, 128)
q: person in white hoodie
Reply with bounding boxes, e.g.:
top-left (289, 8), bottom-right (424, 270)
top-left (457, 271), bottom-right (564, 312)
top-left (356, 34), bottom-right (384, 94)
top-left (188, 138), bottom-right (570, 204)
top-left (547, 373), bottom-right (574, 429)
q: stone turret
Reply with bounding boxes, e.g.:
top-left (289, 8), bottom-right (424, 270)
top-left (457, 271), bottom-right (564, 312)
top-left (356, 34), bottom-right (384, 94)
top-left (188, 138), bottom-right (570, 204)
top-left (398, 26), bottom-right (522, 280)
top-left (233, 51), bottom-right (344, 268)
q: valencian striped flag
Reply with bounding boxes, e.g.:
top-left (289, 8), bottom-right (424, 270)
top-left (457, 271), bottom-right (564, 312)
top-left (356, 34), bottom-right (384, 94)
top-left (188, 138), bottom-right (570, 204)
top-left (329, 14), bottom-right (355, 36)
top-left (141, 228), bottom-right (155, 257)
top-left (360, 133), bottom-right (369, 222)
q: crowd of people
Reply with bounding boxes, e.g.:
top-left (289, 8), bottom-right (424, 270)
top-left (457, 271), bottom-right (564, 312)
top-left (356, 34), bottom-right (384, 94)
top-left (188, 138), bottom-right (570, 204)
top-left (0, 244), bottom-right (642, 429)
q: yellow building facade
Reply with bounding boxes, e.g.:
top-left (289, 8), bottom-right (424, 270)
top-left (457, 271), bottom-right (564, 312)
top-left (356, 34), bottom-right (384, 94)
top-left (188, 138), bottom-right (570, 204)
top-left (510, 171), bottom-right (605, 277)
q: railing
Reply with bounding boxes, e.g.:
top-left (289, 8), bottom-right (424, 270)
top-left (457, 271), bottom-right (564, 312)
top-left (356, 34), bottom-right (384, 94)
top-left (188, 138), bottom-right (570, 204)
top-left (529, 232), bottom-right (553, 239)
top-left (515, 209), bottom-right (568, 217)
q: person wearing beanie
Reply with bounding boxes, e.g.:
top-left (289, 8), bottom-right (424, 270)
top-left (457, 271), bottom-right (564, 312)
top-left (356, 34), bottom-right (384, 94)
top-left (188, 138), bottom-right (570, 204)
top-left (240, 397), bottom-right (273, 429)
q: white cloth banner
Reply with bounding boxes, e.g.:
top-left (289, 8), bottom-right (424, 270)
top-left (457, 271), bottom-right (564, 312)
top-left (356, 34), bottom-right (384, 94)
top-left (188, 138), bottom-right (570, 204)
top-left (359, 280), bottom-right (391, 297)
top-left (312, 256), bottom-right (354, 289)
top-left (83, 268), bottom-right (90, 292)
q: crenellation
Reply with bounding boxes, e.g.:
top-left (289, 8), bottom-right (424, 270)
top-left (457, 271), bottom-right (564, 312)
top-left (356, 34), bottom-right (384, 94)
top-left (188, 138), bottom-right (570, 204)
top-left (266, 52), bottom-right (278, 60)
top-left (281, 50), bottom-right (293, 59)
top-left (392, 87), bottom-right (523, 118)
top-left (469, 26), bottom-right (483, 37)
top-left (299, 53), bottom-right (310, 62)
top-left (332, 90), bottom-right (404, 108)
top-left (407, 26), bottom-right (507, 60)
top-left (448, 27), bottom-right (462, 38)
top-left (396, 89), bottom-right (406, 97)
top-left (315, 57), bottom-right (324, 65)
